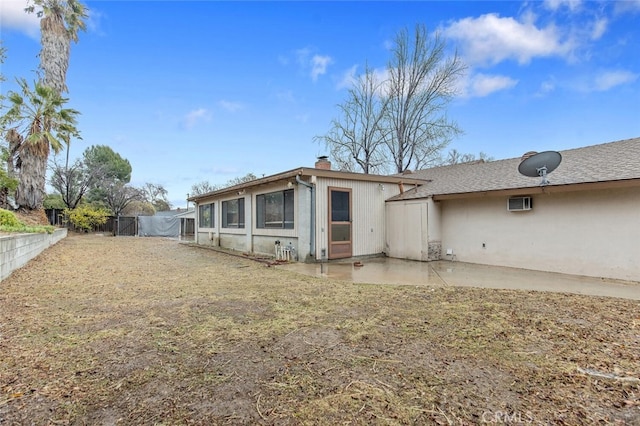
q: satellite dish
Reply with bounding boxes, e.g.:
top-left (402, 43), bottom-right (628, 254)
top-left (518, 151), bottom-right (562, 186)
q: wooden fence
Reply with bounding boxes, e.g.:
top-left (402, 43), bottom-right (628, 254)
top-left (45, 209), bottom-right (137, 236)
top-left (45, 209), bottom-right (194, 237)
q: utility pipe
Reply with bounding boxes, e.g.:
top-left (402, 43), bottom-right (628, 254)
top-left (295, 175), bottom-right (316, 258)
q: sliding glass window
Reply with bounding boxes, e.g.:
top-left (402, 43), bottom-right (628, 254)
top-left (256, 189), bottom-right (294, 229)
top-left (198, 203), bottom-right (214, 228)
top-left (222, 198), bottom-right (245, 228)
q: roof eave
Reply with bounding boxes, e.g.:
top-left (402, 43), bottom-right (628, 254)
top-left (430, 178), bottom-right (640, 201)
top-left (189, 167), bottom-right (429, 202)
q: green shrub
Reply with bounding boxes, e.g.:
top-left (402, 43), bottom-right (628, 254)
top-left (65, 205), bottom-right (110, 232)
top-left (0, 209), bottom-right (23, 227)
top-left (0, 209), bottom-right (55, 234)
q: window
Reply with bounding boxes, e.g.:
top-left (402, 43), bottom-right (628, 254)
top-left (222, 198), bottom-right (245, 228)
top-left (198, 203), bottom-right (214, 228)
top-left (331, 190), bottom-right (350, 222)
top-left (256, 189), bottom-right (294, 229)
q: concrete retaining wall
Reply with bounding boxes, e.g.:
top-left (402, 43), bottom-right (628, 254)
top-left (0, 228), bottom-right (67, 281)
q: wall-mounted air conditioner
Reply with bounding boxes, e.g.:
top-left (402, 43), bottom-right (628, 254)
top-left (507, 196), bottom-right (532, 211)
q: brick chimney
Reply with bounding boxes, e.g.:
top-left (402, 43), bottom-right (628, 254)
top-left (315, 156), bottom-right (331, 170)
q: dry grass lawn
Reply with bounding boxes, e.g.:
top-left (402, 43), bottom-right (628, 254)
top-left (0, 234), bottom-right (639, 425)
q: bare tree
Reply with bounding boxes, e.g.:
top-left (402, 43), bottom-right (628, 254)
top-left (141, 182), bottom-right (171, 211)
top-left (103, 181), bottom-right (142, 217)
top-left (190, 181), bottom-right (217, 196)
top-left (49, 156), bottom-right (93, 208)
top-left (190, 173), bottom-right (258, 196)
top-left (224, 173), bottom-right (258, 187)
top-left (121, 200), bottom-right (155, 216)
top-left (444, 149), bottom-right (494, 165)
top-left (384, 24), bottom-right (465, 173)
top-left (315, 65), bottom-right (389, 174)
top-left (316, 24), bottom-right (465, 174)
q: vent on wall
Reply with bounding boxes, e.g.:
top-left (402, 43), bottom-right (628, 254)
top-left (507, 196), bottom-right (532, 211)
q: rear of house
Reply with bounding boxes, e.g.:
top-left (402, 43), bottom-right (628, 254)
top-left (190, 138), bottom-right (639, 282)
top-left (189, 159), bottom-right (425, 262)
top-left (387, 137), bottom-right (640, 282)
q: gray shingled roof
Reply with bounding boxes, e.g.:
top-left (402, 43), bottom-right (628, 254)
top-left (390, 137), bottom-right (640, 200)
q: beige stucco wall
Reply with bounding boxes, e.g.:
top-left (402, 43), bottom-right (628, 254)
top-left (385, 198), bottom-right (442, 261)
top-left (440, 186), bottom-right (640, 282)
top-left (385, 200), bottom-right (428, 261)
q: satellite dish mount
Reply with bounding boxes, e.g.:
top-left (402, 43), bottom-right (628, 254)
top-left (537, 165), bottom-right (551, 185)
top-left (518, 151), bottom-right (562, 186)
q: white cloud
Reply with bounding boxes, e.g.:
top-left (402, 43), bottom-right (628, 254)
top-left (182, 108), bottom-right (212, 130)
top-left (337, 65), bottom-right (358, 90)
top-left (218, 100), bottom-right (243, 112)
top-left (369, 67), bottom-right (392, 96)
top-left (293, 47), bottom-right (333, 81)
top-left (310, 54), bottom-right (333, 82)
top-left (336, 65), bottom-right (390, 94)
top-left (613, 0), bottom-right (640, 15)
top-left (84, 8), bottom-right (105, 36)
top-left (590, 18), bottom-right (607, 40)
top-left (458, 73), bottom-right (518, 98)
top-left (593, 70), bottom-right (638, 91)
top-left (544, 0), bottom-right (582, 12)
top-left (295, 47), bottom-right (312, 66)
top-left (538, 80), bottom-right (556, 95)
top-left (1, 0), bottom-right (41, 38)
top-left (444, 13), bottom-right (574, 66)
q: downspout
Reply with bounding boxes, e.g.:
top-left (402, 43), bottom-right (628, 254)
top-left (295, 175), bottom-right (316, 258)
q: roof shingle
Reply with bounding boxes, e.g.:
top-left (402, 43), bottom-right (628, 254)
top-left (391, 137), bottom-right (640, 200)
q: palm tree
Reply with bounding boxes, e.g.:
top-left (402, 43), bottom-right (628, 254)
top-left (3, 1), bottom-right (87, 212)
top-left (26, 0), bottom-right (88, 94)
top-left (1, 79), bottom-right (80, 209)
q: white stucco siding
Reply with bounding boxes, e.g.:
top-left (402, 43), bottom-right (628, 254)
top-left (315, 178), bottom-right (401, 259)
top-left (194, 181), bottom-right (300, 255)
top-left (219, 233), bottom-right (246, 252)
top-left (440, 186), bottom-right (640, 281)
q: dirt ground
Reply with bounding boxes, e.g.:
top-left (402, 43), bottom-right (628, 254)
top-left (0, 234), bottom-right (639, 425)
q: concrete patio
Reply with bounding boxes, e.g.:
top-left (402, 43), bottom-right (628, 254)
top-left (280, 258), bottom-right (640, 300)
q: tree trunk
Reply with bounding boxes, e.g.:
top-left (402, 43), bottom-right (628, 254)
top-left (16, 139), bottom-right (49, 210)
top-left (40, 14), bottom-right (70, 94)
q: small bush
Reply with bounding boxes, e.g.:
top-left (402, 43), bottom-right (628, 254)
top-left (65, 205), bottom-right (110, 232)
top-left (0, 209), bottom-right (55, 234)
top-left (0, 209), bottom-right (23, 228)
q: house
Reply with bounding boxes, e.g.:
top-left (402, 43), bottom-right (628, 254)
top-left (190, 137), bottom-right (640, 282)
top-left (387, 137), bottom-right (640, 282)
top-left (174, 208), bottom-right (196, 238)
top-left (188, 157), bottom-right (426, 261)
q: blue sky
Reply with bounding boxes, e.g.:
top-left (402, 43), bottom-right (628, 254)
top-left (2, 0), bottom-right (639, 208)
